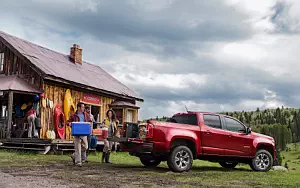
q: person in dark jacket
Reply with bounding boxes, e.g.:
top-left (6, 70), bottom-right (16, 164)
top-left (68, 102), bottom-right (91, 167)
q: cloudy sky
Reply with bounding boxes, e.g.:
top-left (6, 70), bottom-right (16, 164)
top-left (1, 0), bottom-right (300, 119)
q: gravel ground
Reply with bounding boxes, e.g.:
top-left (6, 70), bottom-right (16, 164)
top-left (0, 163), bottom-right (180, 188)
top-left (0, 170), bottom-right (82, 188)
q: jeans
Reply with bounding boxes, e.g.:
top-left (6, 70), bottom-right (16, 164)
top-left (27, 114), bottom-right (38, 138)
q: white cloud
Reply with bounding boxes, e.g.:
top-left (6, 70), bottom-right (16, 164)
top-left (115, 71), bottom-right (207, 89)
top-left (1, 0), bottom-right (300, 120)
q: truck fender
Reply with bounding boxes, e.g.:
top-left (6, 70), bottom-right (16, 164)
top-left (166, 130), bottom-right (199, 157)
top-left (253, 139), bottom-right (275, 158)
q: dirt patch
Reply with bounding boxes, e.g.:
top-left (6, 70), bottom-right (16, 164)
top-left (0, 162), bottom-right (185, 188)
top-left (0, 171), bottom-right (83, 188)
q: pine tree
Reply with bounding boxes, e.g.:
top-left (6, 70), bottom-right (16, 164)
top-left (274, 147), bottom-right (282, 166)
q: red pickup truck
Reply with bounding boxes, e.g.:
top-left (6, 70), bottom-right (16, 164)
top-left (109, 112), bottom-right (276, 172)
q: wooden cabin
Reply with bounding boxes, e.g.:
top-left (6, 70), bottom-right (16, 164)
top-left (0, 31), bottom-right (143, 144)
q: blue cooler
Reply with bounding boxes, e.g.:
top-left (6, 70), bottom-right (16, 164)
top-left (71, 122), bottom-right (91, 136)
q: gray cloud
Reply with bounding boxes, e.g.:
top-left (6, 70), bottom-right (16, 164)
top-left (1, 0), bottom-right (300, 119)
top-left (0, 0), bottom-right (253, 58)
top-left (270, 1), bottom-right (300, 34)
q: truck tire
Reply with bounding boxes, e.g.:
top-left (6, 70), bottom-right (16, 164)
top-left (219, 161), bottom-right (238, 169)
top-left (167, 146), bottom-right (193, 172)
top-left (140, 156), bottom-right (161, 167)
top-left (250, 149), bottom-right (273, 172)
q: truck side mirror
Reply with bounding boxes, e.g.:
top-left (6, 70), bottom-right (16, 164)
top-left (246, 127), bottom-right (252, 134)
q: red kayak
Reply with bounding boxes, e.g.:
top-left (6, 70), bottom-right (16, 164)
top-left (54, 104), bottom-right (66, 139)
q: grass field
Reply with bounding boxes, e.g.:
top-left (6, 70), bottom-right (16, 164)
top-left (0, 144), bottom-right (299, 187)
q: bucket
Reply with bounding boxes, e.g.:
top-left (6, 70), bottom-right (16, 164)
top-left (102, 128), bottom-right (108, 139)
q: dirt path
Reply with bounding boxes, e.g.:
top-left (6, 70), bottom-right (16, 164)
top-left (0, 162), bottom-right (182, 188)
top-left (0, 170), bottom-right (81, 188)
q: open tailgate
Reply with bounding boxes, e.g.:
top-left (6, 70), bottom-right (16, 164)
top-left (107, 122), bottom-right (143, 143)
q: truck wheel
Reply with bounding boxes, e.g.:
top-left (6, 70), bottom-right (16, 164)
top-left (250, 149), bottom-right (273, 172)
top-left (219, 161), bottom-right (238, 169)
top-left (167, 146), bottom-right (193, 172)
top-left (140, 156), bottom-right (161, 167)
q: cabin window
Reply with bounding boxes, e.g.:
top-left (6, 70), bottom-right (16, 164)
top-left (0, 53), bottom-right (4, 73)
top-left (126, 109), bottom-right (133, 123)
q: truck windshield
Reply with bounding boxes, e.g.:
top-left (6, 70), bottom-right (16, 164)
top-left (167, 114), bottom-right (198, 126)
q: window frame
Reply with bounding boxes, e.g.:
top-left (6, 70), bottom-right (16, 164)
top-left (203, 114), bottom-right (223, 130)
top-left (223, 116), bottom-right (247, 133)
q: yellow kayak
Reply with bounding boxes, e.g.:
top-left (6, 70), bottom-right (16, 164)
top-left (64, 89), bottom-right (75, 140)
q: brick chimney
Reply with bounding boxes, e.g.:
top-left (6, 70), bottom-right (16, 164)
top-left (70, 44), bottom-right (82, 64)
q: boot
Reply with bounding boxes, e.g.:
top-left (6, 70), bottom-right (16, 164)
top-left (101, 152), bottom-right (106, 163)
top-left (105, 151), bottom-right (112, 163)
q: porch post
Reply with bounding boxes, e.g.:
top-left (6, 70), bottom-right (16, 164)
top-left (7, 91), bottom-right (13, 138)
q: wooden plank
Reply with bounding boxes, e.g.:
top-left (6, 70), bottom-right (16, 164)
top-left (0, 146), bottom-right (46, 151)
top-left (21, 143), bottom-right (51, 146)
top-left (9, 51), bottom-right (13, 75)
top-left (0, 138), bottom-right (52, 144)
top-left (7, 91), bottom-right (13, 138)
top-left (16, 57), bottom-right (19, 74)
top-left (41, 84), bottom-right (49, 138)
top-left (54, 85), bottom-right (59, 106)
top-left (4, 47), bottom-right (8, 75)
top-left (49, 85), bottom-right (54, 129)
top-left (134, 109), bottom-right (138, 123)
top-left (6, 50), bottom-right (9, 74)
top-left (13, 55), bottom-right (17, 74)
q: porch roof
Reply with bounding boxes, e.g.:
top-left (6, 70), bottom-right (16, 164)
top-left (0, 75), bottom-right (42, 94)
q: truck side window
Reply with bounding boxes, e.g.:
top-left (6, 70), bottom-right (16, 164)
top-left (203, 115), bottom-right (221, 129)
top-left (168, 114), bottom-right (198, 126)
top-left (224, 117), bottom-right (245, 133)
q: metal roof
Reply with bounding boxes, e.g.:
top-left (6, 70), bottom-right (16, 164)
top-left (0, 75), bottom-right (42, 94)
top-left (0, 31), bottom-right (143, 101)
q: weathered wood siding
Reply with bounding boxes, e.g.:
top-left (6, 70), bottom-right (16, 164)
top-left (0, 41), bottom-right (42, 89)
top-left (40, 83), bottom-right (113, 139)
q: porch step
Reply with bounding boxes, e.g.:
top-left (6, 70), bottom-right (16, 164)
top-left (0, 146), bottom-right (46, 151)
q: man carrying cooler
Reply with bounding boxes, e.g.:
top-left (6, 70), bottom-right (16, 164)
top-left (68, 102), bottom-right (91, 167)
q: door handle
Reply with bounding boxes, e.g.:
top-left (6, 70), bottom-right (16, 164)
top-left (228, 134), bottom-right (233, 137)
top-left (205, 131), bottom-right (211, 135)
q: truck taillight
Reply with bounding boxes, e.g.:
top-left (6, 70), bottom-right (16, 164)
top-left (146, 123), bottom-right (153, 138)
